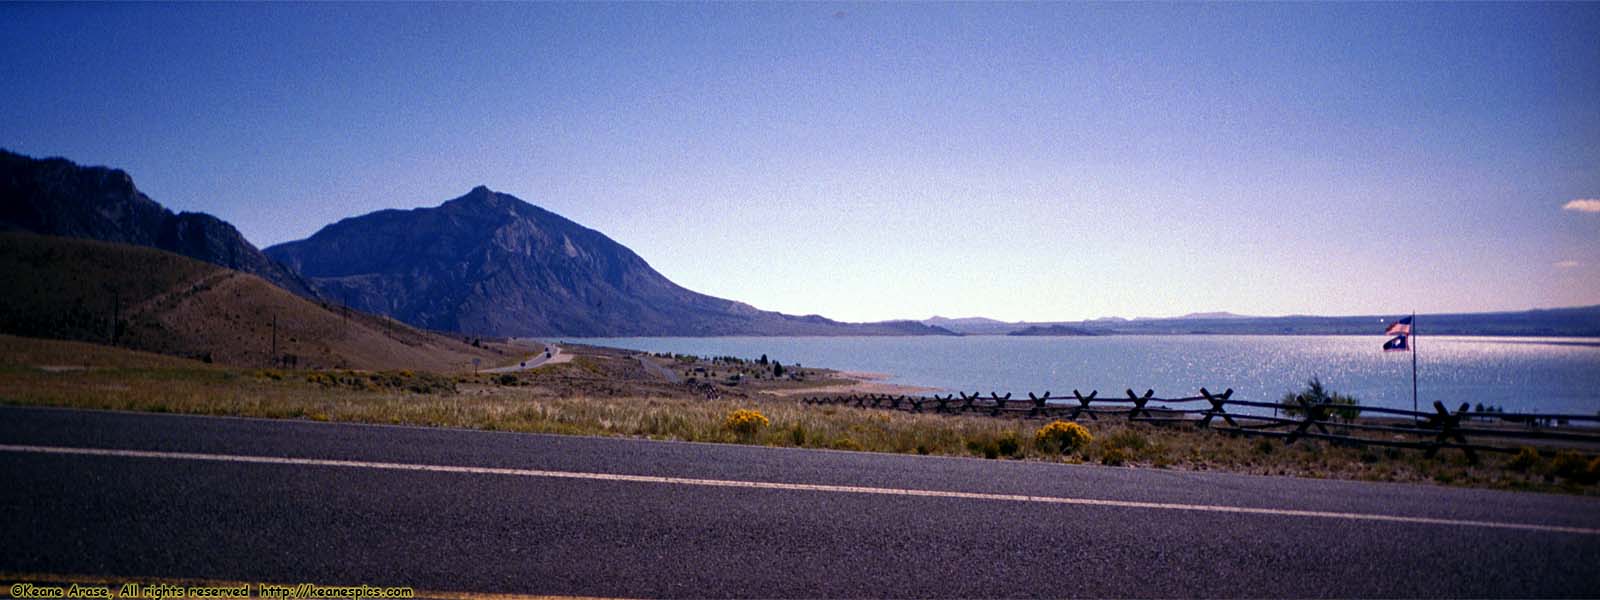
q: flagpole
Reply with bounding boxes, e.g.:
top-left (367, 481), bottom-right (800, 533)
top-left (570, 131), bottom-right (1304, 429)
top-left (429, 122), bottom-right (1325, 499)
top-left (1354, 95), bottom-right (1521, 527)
top-left (1411, 312), bottom-right (1419, 423)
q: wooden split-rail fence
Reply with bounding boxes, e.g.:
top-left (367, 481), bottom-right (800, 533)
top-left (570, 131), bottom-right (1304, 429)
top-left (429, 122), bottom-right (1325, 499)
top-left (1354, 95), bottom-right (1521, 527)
top-left (800, 389), bottom-right (1600, 463)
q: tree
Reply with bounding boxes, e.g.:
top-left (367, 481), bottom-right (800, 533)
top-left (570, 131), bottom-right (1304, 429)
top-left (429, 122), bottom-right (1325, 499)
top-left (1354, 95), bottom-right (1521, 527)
top-left (1279, 376), bottom-right (1361, 423)
top-left (759, 354), bottom-right (769, 365)
top-left (773, 361), bottom-right (785, 378)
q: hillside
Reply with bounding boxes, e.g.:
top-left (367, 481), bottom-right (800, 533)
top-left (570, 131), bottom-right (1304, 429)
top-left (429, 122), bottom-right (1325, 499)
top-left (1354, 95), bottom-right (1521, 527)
top-left (266, 186), bottom-right (956, 337)
top-left (0, 232), bottom-right (507, 371)
top-left (0, 149), bottom-right (318, 298)
top-left (1007, 324), bottom-right (1097, 337)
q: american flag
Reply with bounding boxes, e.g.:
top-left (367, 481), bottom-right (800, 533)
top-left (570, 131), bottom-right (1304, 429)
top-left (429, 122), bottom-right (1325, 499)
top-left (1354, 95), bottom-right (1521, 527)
top-left (1384, 316), bottom-right (1413, 336)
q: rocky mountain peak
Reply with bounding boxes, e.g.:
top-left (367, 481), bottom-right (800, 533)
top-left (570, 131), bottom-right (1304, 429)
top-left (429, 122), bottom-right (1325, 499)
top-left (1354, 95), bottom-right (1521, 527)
top-left (264, 187), bottom-right (957, 337)
top-left (444, 185), bottom-right (514, 213)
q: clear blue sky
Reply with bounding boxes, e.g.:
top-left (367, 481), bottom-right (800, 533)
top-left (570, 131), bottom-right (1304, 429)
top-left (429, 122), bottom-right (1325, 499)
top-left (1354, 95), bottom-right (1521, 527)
top-left (4, 2), bottom-right (1597, 322)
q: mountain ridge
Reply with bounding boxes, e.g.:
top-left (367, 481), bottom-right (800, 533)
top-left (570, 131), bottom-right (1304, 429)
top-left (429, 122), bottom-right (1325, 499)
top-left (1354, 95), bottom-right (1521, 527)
top-left (922, 306), bottom-right (1600, 337)
top-left (0, 149), bottom-right (318, 298)
top-left (266, 186), bottom-right (956, 337)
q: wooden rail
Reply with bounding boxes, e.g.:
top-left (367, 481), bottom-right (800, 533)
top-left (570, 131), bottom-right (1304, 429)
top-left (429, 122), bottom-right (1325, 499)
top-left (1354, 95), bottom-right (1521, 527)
top-left (800, 388), bottom-right (1600, 463)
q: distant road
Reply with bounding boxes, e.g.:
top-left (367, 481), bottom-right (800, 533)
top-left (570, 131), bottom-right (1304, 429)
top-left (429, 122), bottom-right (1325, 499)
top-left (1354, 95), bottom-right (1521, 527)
top-left (482, 343), bottom-right (562, 373)
top-left (1, 406), bottom-right (1597, 598)
top-left (636, 354), bottom-right (681, 383)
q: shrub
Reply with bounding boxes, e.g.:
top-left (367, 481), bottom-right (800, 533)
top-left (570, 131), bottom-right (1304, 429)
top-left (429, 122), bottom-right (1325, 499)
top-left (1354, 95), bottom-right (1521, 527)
top-left (1253, 438), bottom-right (1276, 455)
top-left (1101, 446), bottom-right (1129, 466)
top-left (724, 408), bottom-right (770, 436)
top-left (995, 433), bottom-right (1021, 458)
top-left (966, 433), bottom-right (1022, 459)
top-left (832, 437), bottom-right (863, 452)
top-left (1105, 429), bottom-right (1148, 452)
top-left (789, 424), bottom-right (808, 446)
top-left (1034, 421), bottom-right (1093, 454)
top-left (968, 438), bottom-right (1000, 459)
top-left (1279, 376), bottom-right (1361, 422)
top-left (1550, 450), bottom-right (1597, 484)
top-left (1508, 447), bottom-right (1540, 472)
top-left (496, 374), bottom-right (518, 386)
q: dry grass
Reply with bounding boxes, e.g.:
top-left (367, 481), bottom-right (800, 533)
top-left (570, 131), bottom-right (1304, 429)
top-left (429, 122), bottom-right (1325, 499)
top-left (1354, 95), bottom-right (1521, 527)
top-left (0, 233), bottom-right (508, 371)
top-left (2, 335), bottom-right (1596, 495)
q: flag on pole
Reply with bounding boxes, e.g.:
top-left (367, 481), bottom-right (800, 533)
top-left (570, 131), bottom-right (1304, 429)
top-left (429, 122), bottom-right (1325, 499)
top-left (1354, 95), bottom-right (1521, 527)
top-left (1384, 316), bottom-right (1413, 336)
top-left (1383, 335), bottom-right (1410, 352)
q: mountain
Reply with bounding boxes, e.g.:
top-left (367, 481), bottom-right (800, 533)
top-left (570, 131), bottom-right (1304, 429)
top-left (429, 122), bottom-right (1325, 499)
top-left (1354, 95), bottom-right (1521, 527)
top-left (266, 186), bottom-right (956, 337)
top-left (0, 149), bottom-right (317, 298)
top-left (923, 316), bottom-right (1021, 335)
top-left (0, 232), bottom-right (505, 371)
top-left (1176, 311), bottom-right (1252, 320)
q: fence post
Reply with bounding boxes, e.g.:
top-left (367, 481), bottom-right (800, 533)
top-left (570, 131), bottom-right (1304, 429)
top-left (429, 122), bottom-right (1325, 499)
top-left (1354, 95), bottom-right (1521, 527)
top-left (990, 392), bottom-right (1011, 416)
top-left (1285, 396), bottom-right (1331, 444)
top-left (1423, 401), bottom-right (1478, 464)
top-left (1126, 389), bottom-right (1155, 420)
top-left (1198, 388), bottom-right (1238, 428)
top-left (1028, 392), bottom-right (1051, 417)
top-left (1070, 389), bottom-right (1098, 420)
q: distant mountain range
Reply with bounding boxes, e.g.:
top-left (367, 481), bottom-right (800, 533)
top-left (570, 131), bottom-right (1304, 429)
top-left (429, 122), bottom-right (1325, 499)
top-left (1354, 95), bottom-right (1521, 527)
top-left (1, 150), bottom-right (951, 338)
top-left (5, 149), bottom-right (1597, 340)
top-left (923, 306), bottom-right (1600, 337)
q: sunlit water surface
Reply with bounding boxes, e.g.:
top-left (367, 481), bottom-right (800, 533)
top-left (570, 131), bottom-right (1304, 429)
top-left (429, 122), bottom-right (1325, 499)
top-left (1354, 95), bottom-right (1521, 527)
top-left (566, 336), bottom-right (1600, 415)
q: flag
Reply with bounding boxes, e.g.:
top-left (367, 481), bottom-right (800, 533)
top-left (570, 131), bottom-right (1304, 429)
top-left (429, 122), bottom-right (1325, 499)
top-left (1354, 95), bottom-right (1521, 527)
top-left (1384, 316), bottom-right (1413, 336)
top-left (1383, 335), bottom-right (1410, 352)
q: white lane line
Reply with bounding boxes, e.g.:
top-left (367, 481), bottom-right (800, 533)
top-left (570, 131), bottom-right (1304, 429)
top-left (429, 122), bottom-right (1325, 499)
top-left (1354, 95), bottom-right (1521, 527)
top-left (4, 443), bottom-right (1595, 536)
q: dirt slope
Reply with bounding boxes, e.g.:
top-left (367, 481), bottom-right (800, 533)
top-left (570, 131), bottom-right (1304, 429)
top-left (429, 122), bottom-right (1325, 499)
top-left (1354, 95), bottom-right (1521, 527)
top-left (0, 232), bottom-right (508, 371)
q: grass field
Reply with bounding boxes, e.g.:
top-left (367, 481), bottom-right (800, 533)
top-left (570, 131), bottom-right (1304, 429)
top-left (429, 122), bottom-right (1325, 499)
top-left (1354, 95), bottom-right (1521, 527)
top-left (2, 334), bottom-right (1596, 496)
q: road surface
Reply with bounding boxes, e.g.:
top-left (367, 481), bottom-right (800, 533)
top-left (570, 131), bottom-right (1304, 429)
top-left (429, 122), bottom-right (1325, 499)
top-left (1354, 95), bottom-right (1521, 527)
top-left (1, 406), bottom-right (1597, 598)
top-left (482, 344), bottom-right (562, 373)
top-left (636, 355), bottom-right (681, 383)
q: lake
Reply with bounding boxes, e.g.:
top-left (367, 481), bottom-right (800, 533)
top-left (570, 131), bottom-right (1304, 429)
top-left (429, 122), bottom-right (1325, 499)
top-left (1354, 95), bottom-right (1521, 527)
top-left (565, 335), bottom-right (1600, 416)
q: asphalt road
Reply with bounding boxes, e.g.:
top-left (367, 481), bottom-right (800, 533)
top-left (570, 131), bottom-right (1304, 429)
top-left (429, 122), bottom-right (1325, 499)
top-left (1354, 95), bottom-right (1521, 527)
top-left (482, 344), bottom-right (561, 373)
top-left (636, 355), bottom-right (682, 383)
top-left (2, 405), bottom-right (1597, 598)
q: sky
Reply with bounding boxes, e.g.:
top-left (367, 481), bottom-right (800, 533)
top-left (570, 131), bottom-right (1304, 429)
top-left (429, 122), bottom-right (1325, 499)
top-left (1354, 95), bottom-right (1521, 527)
top-left (3, 2), bottom-right (1598, 323)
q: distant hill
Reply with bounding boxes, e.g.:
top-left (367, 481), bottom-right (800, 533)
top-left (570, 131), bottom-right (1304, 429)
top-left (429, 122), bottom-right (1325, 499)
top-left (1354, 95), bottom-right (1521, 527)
top-left (266, 186), bottom-right (956, 337)
top-left (925, 306), bottom-right (1600, 337)
top-left (924, 316), bottom-right (1020, 335)
top-left (0, 232), bottom-right (505, 371)
top-left (0, 149), bottom-right (317, 298)
top-left (1007, 324), bottom-right (1097, 337)
top-left (1176, 311), bottom-right (1252, 320)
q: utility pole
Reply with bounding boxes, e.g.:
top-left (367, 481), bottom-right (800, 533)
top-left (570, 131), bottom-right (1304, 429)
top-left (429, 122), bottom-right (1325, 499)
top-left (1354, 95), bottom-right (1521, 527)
top-left (110, 287), bottom-right (120, 347)
top-left (1411, 313), bottom-right (1419, 423)
top-left (271, 314), bottom-right (278, 367)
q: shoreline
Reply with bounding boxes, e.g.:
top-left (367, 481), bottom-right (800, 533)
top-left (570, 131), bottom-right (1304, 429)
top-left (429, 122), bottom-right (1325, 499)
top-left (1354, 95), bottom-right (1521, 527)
top-left (760, 369), bottom-right (942, 398)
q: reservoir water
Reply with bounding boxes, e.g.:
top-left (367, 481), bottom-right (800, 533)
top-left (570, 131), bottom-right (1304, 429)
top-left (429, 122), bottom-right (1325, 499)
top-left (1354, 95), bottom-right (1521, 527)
top-left (567, 335), bottom-right (1600, 416)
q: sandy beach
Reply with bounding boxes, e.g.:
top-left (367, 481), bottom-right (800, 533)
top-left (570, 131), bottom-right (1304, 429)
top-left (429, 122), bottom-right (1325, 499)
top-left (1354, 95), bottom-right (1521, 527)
top-left (760, 369), bottom-right (941, 397)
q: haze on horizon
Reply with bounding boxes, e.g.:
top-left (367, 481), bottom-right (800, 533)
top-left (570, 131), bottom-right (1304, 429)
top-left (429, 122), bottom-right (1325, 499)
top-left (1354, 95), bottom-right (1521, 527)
top-left (3, 2), bottom-right (1597, 323)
